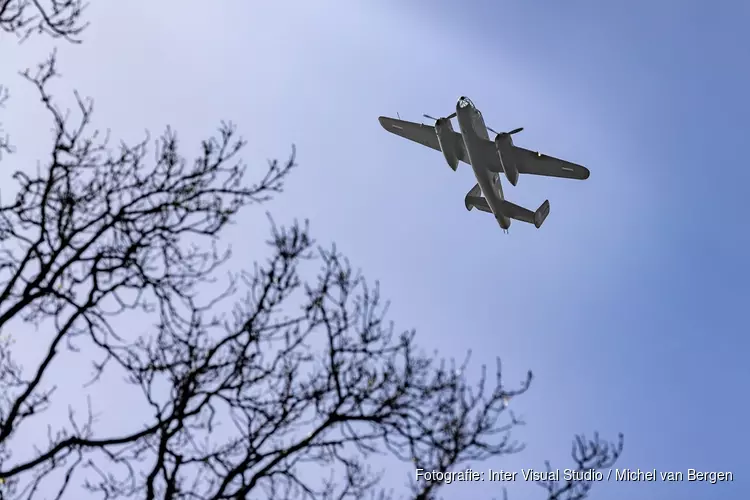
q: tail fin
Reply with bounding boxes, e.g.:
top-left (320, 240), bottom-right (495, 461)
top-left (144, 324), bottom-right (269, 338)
top-left (534, 200), bottom-right (550, 228)
top-left (495, 199), bottom-right (551, 229)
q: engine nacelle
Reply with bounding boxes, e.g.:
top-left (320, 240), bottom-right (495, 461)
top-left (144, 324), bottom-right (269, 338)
top-left (495, 133), bottom-right (519, 186)
top-left (435, 118), bottom-right (459, 171)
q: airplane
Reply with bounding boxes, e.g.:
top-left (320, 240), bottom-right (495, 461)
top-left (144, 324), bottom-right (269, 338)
top-left (378, 96), bottom-right (590, 233)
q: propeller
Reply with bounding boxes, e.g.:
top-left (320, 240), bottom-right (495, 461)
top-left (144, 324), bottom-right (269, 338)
top-left (488, 126), bottom-right (523, 136)
top-left (423, 112), bottom-right (456, 122)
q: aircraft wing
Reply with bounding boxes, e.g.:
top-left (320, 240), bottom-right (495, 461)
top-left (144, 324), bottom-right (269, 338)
top-left (466, 138), bottom-right (587, 179)
top-left (379, 116), bottom-right (588, 180)
top-left (378, 117), bottom-right (470, 164)
top-left (513, 146), bottom-right (590, 180)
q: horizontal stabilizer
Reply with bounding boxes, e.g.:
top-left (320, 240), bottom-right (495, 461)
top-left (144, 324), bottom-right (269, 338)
top-left (464, 183), bottom-right (484, 211)
top-left (496, 199), bottom-right (551, 228)
top-left (465, 195), bottom-right (492, 213)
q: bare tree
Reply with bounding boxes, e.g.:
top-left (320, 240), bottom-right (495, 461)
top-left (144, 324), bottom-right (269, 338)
top-left (0, 0), bottom-right (87, 42)
top-left (0, 53), bottom-right (622, 500)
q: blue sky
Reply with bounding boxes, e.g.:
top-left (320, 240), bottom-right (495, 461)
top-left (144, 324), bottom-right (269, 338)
top-left (1, 0), bottom-right (748, 498)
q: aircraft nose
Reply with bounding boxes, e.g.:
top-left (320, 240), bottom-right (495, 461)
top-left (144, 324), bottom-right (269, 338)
top-left (456, 96), bottom-right (466, 111)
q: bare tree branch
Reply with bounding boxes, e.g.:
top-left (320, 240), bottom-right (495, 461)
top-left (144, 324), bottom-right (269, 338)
top-left (0, 85), bottom-right (11, 160)
top-left (536, 433), bottom-right (625, 500)
top-left (0, 0), bottom-right (87, 43)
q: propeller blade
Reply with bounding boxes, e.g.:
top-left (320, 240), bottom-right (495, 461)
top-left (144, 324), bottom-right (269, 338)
top-left (489, 126), bottom-right (523, 136)
top-left (424, 112), bottom-right (456, 122)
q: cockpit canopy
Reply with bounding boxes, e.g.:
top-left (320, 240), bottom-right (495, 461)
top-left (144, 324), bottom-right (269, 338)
top-left (458, 96), bottom-right (474, 109)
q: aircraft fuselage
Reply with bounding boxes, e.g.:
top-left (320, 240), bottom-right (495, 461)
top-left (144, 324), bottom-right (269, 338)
top-left (455, 96), bottom-right (512, 230)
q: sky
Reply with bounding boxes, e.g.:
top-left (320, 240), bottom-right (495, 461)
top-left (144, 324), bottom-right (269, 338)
top-left (1, 0), bottom-right (748, 498)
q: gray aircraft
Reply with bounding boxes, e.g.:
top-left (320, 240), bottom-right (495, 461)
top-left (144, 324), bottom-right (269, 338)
top-left (378, 96), bottom-right (590, 233)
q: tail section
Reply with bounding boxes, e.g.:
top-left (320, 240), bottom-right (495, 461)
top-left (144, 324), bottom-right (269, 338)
top-left (534, 200), bottom-right (550, 228)
top-left (496, 199), bottom-right (551, 229)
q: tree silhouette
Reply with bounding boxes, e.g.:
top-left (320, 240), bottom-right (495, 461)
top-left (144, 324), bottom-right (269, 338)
top-left (0, 0), bottom-right (87, 42)
top-left (0, 85), bottom-right (9, 158)
top-left (2, 0), bottom-right (86, 161)
top-left (0, 9), bottom-right (623, 496)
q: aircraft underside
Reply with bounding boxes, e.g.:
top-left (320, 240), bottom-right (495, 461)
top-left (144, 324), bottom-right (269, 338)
top-left (378, 96), bottom-right (589, 233)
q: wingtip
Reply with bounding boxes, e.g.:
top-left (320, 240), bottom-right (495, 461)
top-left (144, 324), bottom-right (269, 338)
top-left (581, 166), bottom-right (591, 180)
top-left (377, 116), bottom-right (389, 129)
